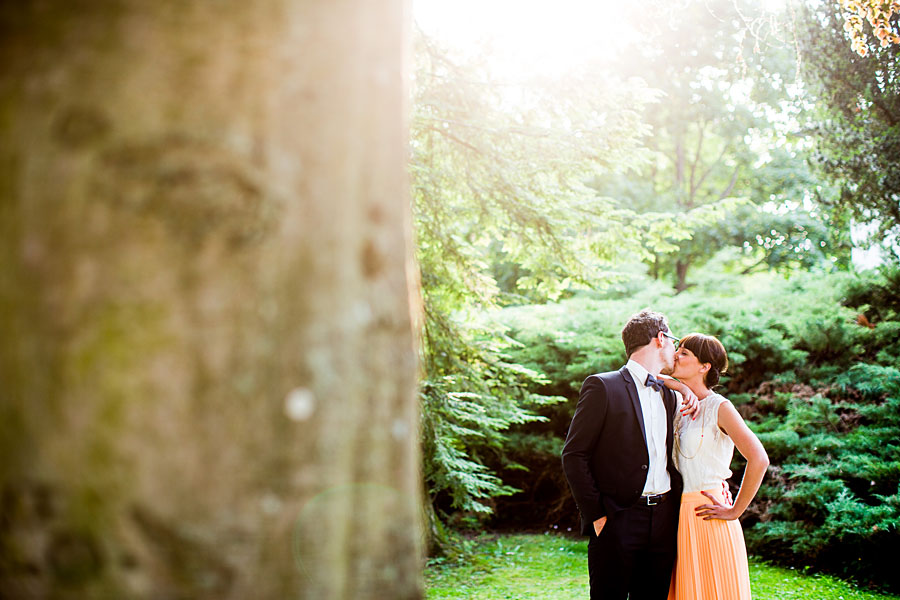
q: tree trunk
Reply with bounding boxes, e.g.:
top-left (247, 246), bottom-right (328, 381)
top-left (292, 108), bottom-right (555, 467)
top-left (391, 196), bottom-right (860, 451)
top-left (674, 259), bottom-right (690, 294)
top-left (0, 1), bottom-right (421, 599)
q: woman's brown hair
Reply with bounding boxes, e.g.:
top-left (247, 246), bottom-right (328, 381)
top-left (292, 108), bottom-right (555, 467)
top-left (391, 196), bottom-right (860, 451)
top-left (679, 333), bottom-right (728, 388)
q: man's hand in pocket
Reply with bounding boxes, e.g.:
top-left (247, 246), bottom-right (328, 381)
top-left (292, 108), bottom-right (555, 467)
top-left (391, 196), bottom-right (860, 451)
top-left (593, 516), bottom-right (607, 537)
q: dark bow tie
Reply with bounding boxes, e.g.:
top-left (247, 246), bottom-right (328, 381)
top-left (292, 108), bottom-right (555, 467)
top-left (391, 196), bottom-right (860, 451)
top-left (644, 374), bottom-right (665, 392)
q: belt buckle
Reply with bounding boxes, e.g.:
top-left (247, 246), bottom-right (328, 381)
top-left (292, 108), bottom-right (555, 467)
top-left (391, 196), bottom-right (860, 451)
top-left (645, 495), bottom-right (658, 506)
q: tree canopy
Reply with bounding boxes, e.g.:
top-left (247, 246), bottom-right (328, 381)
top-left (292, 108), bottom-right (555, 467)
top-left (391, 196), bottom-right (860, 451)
top-left (588, 0), bottom-right (850, 290)
top-left (800, 0), bottom-right (900, 260)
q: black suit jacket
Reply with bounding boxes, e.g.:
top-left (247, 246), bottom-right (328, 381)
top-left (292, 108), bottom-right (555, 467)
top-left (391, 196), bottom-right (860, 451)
top-left (561, 366), bottom-right (684, 536)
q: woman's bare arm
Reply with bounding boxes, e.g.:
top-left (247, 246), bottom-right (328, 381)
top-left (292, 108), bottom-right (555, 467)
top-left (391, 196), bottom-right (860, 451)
top-left (696, 401), bottom-right (769, 520)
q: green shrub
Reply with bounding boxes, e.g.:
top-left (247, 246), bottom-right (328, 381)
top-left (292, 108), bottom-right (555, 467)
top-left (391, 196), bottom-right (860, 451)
top-left (756, 429), bottom-right (801, 463)
top-left (746, 363), bottom-right (900, 591)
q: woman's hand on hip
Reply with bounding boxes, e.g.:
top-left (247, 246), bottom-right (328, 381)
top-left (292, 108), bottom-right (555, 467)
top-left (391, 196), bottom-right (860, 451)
top-left (695, 491), bottom-right (740, 521)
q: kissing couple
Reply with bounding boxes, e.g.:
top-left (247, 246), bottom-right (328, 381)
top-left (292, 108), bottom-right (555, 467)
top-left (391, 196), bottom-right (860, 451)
top-left (562, 309), bottom-right (769, 599)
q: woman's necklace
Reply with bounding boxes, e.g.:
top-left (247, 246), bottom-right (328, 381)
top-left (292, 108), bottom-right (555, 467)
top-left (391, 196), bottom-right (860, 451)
top-left (676, 391), bottom-right (714, 460)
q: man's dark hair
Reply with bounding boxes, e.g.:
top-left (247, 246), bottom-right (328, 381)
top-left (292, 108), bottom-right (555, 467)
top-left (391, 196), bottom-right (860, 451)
top-left (621, 309), bottom-right (669, 357)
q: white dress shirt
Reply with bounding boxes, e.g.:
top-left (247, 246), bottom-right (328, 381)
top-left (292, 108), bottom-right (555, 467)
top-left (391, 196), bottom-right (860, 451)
top-left (625, 359), bottom-right (671, 496)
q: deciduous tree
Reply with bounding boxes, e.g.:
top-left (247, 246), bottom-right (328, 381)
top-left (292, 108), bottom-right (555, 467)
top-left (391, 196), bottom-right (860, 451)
top-left (800, 0), bottom-right (900, 259)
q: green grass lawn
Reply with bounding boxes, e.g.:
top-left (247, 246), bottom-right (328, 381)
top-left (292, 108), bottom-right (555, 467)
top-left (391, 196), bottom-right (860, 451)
top-left (424, 533), bottom-right (899, 600)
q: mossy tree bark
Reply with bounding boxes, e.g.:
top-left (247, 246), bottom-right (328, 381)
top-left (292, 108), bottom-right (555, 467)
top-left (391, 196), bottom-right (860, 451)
top-left (0, 1), bottom-right (420, 598)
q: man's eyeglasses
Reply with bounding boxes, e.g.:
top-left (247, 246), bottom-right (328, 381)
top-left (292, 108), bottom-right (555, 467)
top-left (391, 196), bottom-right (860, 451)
top-left (661, 331), bottom-right (680, 348)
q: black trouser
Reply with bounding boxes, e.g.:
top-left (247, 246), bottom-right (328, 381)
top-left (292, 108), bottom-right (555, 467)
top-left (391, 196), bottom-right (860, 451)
top-left (587, 496), bottom-right (679, 600)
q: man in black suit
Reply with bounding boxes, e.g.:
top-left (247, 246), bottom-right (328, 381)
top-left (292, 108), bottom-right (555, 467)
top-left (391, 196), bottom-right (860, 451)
top-left (562, 309), bottom-right (692, 599)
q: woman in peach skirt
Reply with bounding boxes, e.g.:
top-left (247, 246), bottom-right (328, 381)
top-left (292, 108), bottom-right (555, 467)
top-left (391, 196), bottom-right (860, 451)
top-left (664, 334), bottom-right (769, 600)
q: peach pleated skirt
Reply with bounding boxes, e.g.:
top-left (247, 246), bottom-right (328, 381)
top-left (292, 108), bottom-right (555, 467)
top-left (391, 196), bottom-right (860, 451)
top-left (667, 489), bottom-right (751, 600)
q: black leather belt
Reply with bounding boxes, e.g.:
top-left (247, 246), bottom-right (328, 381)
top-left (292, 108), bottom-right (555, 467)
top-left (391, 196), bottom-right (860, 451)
top-left (638, 491), bottom-right (670, 506)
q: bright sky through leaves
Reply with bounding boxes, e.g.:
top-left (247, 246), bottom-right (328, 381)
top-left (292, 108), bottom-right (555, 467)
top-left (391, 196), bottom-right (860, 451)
top-left (413, 0), bottom-right (639, 78)
top-left (413, 0), bottom-right (789, 79)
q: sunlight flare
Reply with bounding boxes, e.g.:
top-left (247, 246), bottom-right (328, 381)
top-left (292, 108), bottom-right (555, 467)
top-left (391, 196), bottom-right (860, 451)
top-left (414, 0), bottom-right (637, 78)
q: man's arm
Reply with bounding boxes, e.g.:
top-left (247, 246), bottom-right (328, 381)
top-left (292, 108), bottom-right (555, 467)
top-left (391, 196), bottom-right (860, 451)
top-left (561, 375), bottom-right (609, 532)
